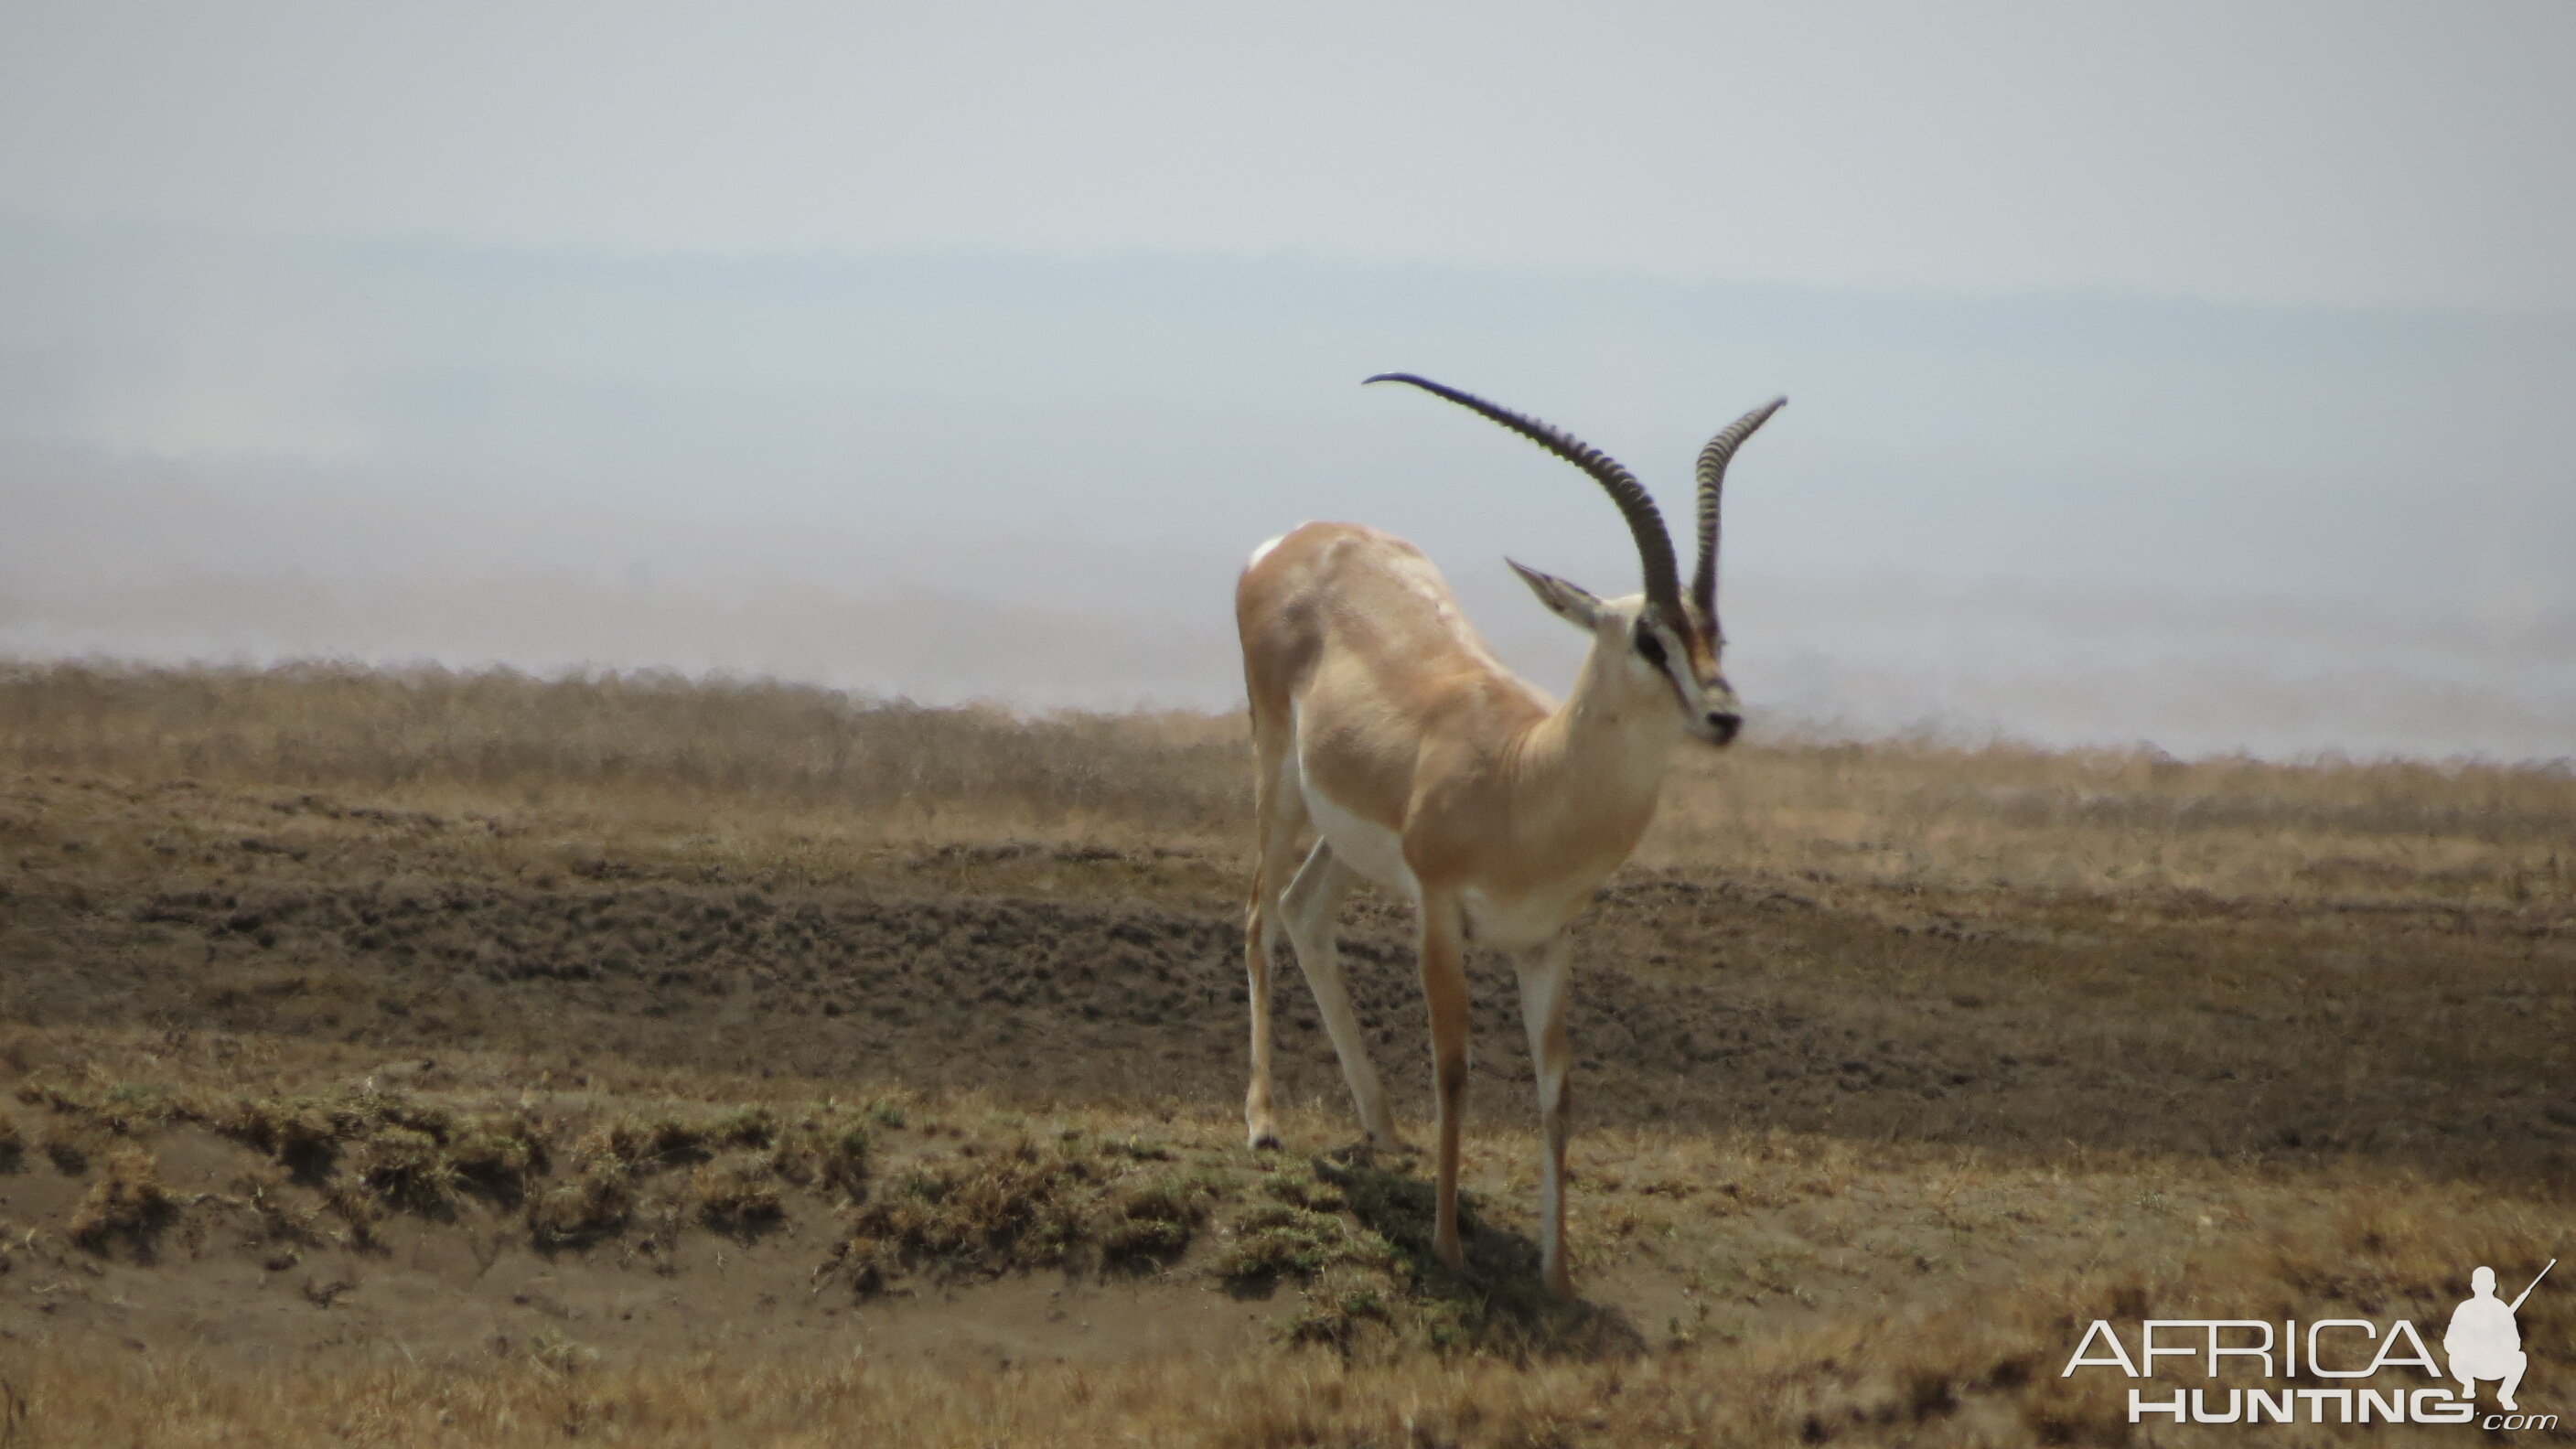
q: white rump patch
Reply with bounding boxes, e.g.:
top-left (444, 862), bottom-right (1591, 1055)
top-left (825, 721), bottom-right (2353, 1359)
top-left (1247, 533), bottom-right (1289, 569)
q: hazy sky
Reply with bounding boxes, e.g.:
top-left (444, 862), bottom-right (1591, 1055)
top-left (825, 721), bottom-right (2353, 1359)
top-left (1, 4), bottom-right (2571, 759)
top-left (5, 2), bottom-right (2571, 310)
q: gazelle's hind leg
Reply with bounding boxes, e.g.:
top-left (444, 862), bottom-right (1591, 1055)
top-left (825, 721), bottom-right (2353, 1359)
top-left (1243, 893), bottom-right (1285, 1150)
top-left (1278, 841), bottom-right (1402, 1149)
top-left (1242, 743), bottom-right (1309, 1150)
top-left (1512, 934), bottom-right (1576, 1295)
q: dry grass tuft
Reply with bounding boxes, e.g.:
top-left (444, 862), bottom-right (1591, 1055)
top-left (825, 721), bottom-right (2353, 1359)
top-left (220, 1096), bottom-right (346, 1178)
top-left (828, 1137), bottom-right (1102, 1292)
top-left (67, 1144), bottom-right (179, 1256)
top-left (708, 1104), bottom-right (778, 1149)
top-left (1253, 1154), bottom-right (1630, 1359)
top-left (600, 1112), bottom-right (724, 1169)
top-left (689, 1153), bottom-right (785, 1238)
top-left (348, 1124), bottom-right (460, 1213)
top-left (445, 1113), bottom-right (546, 1202)
top-left (37, 1116), bottom-right (96, 1175)
top-left (1214, 1164), bottom-right (1363, 1289)
top-left (767, 1116), bottom-right (871, 1200)
top-left (820, 1132), bottom-right (1236, 1293)
top-left (210, 1090), bottom-right (549, 1216)
top-left (525, 1160), bottom-right (639, 1249)
top-left (1099, 1168), bottom-right (1222, 1270)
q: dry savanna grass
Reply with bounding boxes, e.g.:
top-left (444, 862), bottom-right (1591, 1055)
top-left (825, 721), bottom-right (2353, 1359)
top-left (5, 658), bottom-right (2567, 905)
top-left (0, 659), bottom-right (2571, 1445)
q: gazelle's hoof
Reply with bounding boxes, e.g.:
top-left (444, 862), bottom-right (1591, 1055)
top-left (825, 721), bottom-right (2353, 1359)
top-left (1248, 1127), bottom-right (1283, 1151)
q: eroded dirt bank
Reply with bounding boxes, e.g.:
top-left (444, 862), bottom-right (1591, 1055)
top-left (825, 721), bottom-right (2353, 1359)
top-left (6, 860), bottom-right (2570, 1186)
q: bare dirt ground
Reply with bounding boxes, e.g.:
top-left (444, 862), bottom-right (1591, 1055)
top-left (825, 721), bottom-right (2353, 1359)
top-left (0, 663), bottom-right (2571, 1445)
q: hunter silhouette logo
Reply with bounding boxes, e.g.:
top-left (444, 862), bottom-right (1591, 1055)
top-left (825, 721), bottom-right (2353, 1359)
top-left (2448, 1261), bottom-right (2551, 1411)
top-left (2061, 1258), bottom-right (2558, 1429)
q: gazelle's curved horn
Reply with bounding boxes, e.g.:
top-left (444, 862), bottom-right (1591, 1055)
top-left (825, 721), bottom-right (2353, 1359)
top-left (1689, 396), bottom-right (1787, 639)
top-left (1367, 373), bottom-right (1680, 617)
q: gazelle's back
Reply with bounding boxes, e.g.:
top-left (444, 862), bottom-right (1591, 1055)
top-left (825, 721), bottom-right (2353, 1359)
top-left (1238, 521), bottom-right (1547, 745)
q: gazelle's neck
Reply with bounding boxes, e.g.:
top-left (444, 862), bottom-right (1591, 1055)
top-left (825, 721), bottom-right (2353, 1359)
top-left (1519, 632), bottom-right (1689, 807)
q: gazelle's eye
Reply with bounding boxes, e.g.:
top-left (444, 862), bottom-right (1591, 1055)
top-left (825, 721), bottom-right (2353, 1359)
top-left (1632, 621), bottom-right (1668, 669)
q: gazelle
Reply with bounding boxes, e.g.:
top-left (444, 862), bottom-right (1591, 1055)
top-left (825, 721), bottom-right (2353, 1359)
top-left (1236, 373), bottom-right (1784, 1295)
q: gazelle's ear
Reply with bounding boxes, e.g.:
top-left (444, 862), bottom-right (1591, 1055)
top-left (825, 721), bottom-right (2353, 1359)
top-left (1508, 559), bottom-right (1605, 631)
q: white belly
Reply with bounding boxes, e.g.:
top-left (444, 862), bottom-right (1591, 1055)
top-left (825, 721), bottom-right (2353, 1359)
top-left (1461, 882), bottom-right (1589, 952)
top-left (1293, 774), bottom-right (1591, 950)
top-left (1301, 779), bottom-right (1418, 901)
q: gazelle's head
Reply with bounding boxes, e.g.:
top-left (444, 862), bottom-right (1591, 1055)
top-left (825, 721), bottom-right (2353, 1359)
top-left (1366, 373), bottom-right (1784, 748)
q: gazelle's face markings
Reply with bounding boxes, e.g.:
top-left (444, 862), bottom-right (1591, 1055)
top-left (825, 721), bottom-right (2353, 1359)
top-left (1509, 561), bottom-right (1744, 746)
top-left (1626, 604), bottom-right (1741, 746)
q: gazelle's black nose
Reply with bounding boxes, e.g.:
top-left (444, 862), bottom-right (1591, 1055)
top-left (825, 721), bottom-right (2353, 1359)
top-left (1706, 712), bottom-right (1742, 746)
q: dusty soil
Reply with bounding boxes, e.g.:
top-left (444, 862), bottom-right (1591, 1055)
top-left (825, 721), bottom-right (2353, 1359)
top-left (1, 761), bottom-right (2571, 1444)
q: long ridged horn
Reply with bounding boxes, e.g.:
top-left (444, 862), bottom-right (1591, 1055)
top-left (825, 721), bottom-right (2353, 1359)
top-left (1366, 373), bottom-right (1680, 617)
top-left (1690, 396), bottom-right (1787, 639)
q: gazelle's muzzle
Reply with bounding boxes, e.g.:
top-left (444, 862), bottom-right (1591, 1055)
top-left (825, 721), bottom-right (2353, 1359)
top-left (1694, 677), bottom-right (1744, 746)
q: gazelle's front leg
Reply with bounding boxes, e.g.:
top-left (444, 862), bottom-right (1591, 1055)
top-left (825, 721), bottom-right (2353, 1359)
top-left (1415, 887), bottom-right (1471, 1272)
top-left (1512, 934), bottom-right (1575, 1295)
